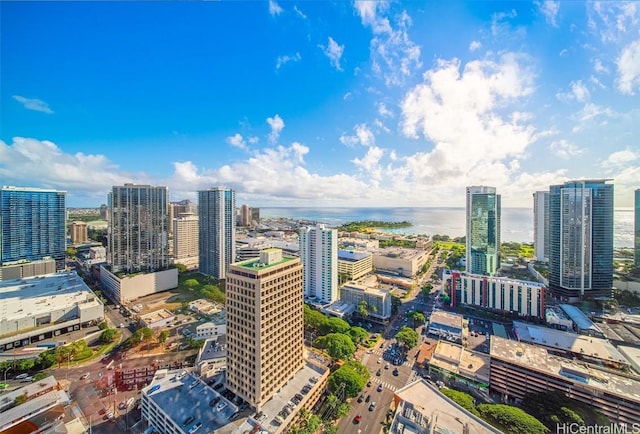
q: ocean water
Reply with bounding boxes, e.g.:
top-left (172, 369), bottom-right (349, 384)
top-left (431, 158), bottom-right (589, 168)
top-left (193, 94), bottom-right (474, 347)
top-left (260, 207), bottom-right (635, 248)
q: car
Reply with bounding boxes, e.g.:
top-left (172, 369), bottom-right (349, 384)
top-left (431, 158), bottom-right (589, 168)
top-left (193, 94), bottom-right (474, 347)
top-left (366, 349), bottom-right (373, 354)
top-left (367, 380), bottom-right (372, 387)
top-left (20, 376), bottom-right (33, 383)
top-left (369, 402), bottom-right (377, 411)
top-left (380, 343), bottom-right (384, 348)
top-left (120, 323), bottom-right (125, 328)
top-left (209, 397), bottom-right (220, 407)
top-left (377, 358), bottom-right (382, 364)
top-left (354, 415), bottom-right (362, 424)
top-left (393, 368), bottom-right (399, 376)
top-left (80, 372), bottom-right (90, 380)
top-left (384, 363), bottom-right (390, 370)
top-left (15, 373), bottom-right (28, 380)
top-left (118, 400), bottom-right (127, 410)
top-left (377, 384), bottom-right (383, 392)
top-left (357, 394), bottom-right (364, 403)
top-left (365, 394), bottom-right (371, 403)
top-left (376, 369), bottom-right (381, 376)
top-left (189, 422), bottom-right (202, 434)
top-left (216, 402), bottom-right (227, 411)
top-left (182, 416), bottom-right (195, 427)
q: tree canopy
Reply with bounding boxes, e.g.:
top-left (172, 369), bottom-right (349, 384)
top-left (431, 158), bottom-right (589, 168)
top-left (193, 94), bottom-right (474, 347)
top-left (313, 333), bottom-right (356, 360)
top-left (521, 391), bottom-right (611, 430)
top-left (477, 404), bottom-right (548, 434)
top-left (99, 328), bottom-right (118, 344)
top-left (394, 326), bottom-right (419, 349)
top-left (347, 327), bottom-right (369, 345)
top-left (327, 361), bottom-right (368, 397)
top-left (440, 389), bottom-right (479, 416)
top-left (320, 317), bottom-right (351, 335)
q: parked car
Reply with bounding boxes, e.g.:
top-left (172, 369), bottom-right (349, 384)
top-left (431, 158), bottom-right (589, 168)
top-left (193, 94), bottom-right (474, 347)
top-left (369, 402), bottom-right (376, 411)
top-left (80, 373), bottom-right (90, 380)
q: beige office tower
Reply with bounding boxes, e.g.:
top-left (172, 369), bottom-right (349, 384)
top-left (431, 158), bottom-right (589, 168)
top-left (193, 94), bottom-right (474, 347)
top-left (173, 213), bottom-right (199, 269)
top-left (70, 221), bottom-right (88, 244)
top-left (225, 248), bottom-right (304, 411)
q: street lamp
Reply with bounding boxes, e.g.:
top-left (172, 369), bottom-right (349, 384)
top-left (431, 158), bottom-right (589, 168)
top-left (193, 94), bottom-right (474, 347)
top-left (3, 367), bottom-right (11, 384)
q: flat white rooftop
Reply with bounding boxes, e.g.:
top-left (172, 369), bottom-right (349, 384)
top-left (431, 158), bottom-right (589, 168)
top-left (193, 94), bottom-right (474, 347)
top-left (0, 272), bottom-right (100, 322)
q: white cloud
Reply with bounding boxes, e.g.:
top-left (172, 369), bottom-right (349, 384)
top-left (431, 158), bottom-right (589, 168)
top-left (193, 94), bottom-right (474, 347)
top-left (556, 80), bottom-right (591, 102)
top-left (469, 41), bottom-right (482, 52)
top-left (491, 9), bottom-right (520, 39)
top-left (549, 139), bottom-right (585, 159)
top-left (343, 92), bottom-right (353, 101)
top-left (320, 37), bottom-right (344, 71)
top-left (0, 137), bottom-right (138, 202)
top-left (354, 2), bottom-right (422, 86)
top-left (267, 114), bottom-right (285, 144)
top-left (268, 0), bottom-right (283, 16)
top-left (400, 52), bottom-right (536, 189)
top-left (559, 48), bottom-right (568, 57)
top-left (601, 147), bottom-right (639, 169)
top-left (248, 136), bottom-right (259, 144)
top-left (377, 102), bottom-right (392, 117)
top-left (12, 95), bottom-right (54, 114)
top-left (339, 123), bottom-right (376, 147)
top-left (594, 58), bottom-right (609, 74)
top-left (538, 0), bottom-right (560, 27)
top-left (276, 52), bottom-right (301, 70)
top-left (588, 2), bottom-right (638, 43)
top-left (352, 146), bottom-right (384, 183)
top-left (226, 133), bottom-right (247, 149)
top-left (293, 5), bottom-right (307, 19)
top-left (616, 39), bottom-right (640, 95)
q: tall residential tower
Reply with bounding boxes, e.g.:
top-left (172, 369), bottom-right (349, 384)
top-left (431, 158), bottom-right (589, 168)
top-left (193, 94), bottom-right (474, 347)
top-left (466, 186), bottom-right (501, 276)
top-left (198, 187), bottom-right (235, 279)
top-left (107, 184), bottom-right (169, 273)
top-left (299, 224), bottom-right (338, 304)
top-left (225, 249), bottom-right (304, 411)
top-left (533, 191), bottom-right (549, 262)
top-left (0, 186), bottom-right (66, 270)
top-left (548, 179), bottom-right (614, 300)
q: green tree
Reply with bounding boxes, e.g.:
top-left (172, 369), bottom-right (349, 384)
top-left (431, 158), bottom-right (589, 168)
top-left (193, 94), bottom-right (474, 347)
top-left (410, 311), bottom-right (425, 326)
top-left (347, 326), bottom-right (369, 346)
top-left (391, 295), bottom-right (402, 315)
top-left (55, 345), bottom-right (72, 368)
top-left (324, 333), bottom-right (356, 360)
top-left (336, 403), bottom-right (350, 419)
top-left (320, 317), bottom-right (350, 335)
top-left (35, 350), bottom-right (56, 370)
top-left (175, 263), bottom-right (187, 273)
top-left (322, 423), bottom-right (338, 434)
top-left (357, 300), bottom-right (369, 319)
top-left (183, 278), bottom-right (200, 289)
top-left (441, 389), bottom-right (480, 416)
top-left (17, 359), bottom-right (35, 371)
top-left (522, 391), bottom-right (609, 429)
top-left (304, 304), bottom-right (328, 330)
top-left (327, 364), bottom-right (367, 398)
top-left (395, 326), bottom-right (419, 350)
top-left (140, 327), bottom-right (155, 346)
top-left (158, 330), bottom-right (170, 347)
top-left (33, 372), bottom-right (49, 381)
top-left (100, 328), bottom-right (118, 344)
top-left (98, 321), bottom-right (109, 330)
top-left (477, 404), bottom-right (549, 434)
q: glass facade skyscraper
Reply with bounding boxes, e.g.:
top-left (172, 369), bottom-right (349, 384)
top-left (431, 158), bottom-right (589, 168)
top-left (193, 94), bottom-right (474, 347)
top-left (107, 184), bottom-right (169, 273)
top-left (466, 186), bottom-right (501, 276)
top-left (0, 186), bottom-right (66, 270)
top-left (198, 187), bottom-right (235, 279)
top-left (548, 180), bottom-right (613, 300)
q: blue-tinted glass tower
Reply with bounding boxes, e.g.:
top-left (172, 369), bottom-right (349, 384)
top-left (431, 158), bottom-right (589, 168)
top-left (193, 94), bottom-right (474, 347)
top-left (0, 186), bottom-right (66, 270)
top-left (466, 186), bottom-right (501, 276)
top-left (548, 179), bottom-right (613, 300)
top-left (198, 187), bottom-right (235, 279)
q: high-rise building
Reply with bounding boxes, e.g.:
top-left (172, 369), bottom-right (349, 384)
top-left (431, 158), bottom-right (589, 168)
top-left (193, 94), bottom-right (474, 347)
top-left (225, 249), bottom-right (304, 411)
top-left (99, 203), bottom-right (108, 220)
top-left (173, 213), bottom-right (199, 270)
top-left (533, 191), bottom-right (549, 262)
top-left (251, 207), bottom-right (260, 224)
top-left (70, 221), bottom-right (88, 245)
top-left (198, 187), bottom-right (235, 279)
top-left (238, 204), bottom-right (251, 227)
top-left (635, 189), bottom-right (640, 269)
top-left (0, 186), bottom-right (66, 270)
top-left (107, 184), bottom-right (169, 273)
top-left (299, 224), bottom-right (338, 304)
top-left (466, 186), bottom-right (501, 276)
top-left (173, 199), bottom-right (197, 217)
top-left (548, 179), bottom-right (614, 300)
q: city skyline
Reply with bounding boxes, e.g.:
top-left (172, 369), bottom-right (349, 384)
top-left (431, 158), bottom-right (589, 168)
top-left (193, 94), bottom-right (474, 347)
top-left (1, 2), bottom-right (639, 208)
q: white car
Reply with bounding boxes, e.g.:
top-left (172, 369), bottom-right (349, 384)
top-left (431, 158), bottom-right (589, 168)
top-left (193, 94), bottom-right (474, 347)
top-left (216, 402), bottom-right (227, 411)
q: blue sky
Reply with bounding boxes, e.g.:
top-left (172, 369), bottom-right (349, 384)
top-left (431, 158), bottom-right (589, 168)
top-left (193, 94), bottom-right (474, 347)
top-left (1, 1), bottom-right (639, 208)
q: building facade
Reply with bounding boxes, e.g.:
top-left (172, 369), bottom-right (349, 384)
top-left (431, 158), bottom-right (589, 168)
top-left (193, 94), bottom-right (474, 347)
top-left (466, 186), bottom-right (501, 276)
top-left (0, 186), bottom-right (66, 270)
top-left (445, 271), bottom-right (545, 319)
top-left (225, 249), bottom-right (304, 411)
top-left (107, 184), bottom-right (169, 273)
top-left (70, 221), bottom-right (88, 245)
top-left (533, 191), bottom-right (549, 263)
top-left (337, 250), bottom-right (373, 281)
top-left (339, 282), bottom-right (392, 320)
top-left (198, 187), bottom-right (235, 279)
top-left (548, 179), bottom-right (614, 300)
top-left (173, 213), bottom-right (199, 269)
top-left (299, 224), bottom-right (338, 304)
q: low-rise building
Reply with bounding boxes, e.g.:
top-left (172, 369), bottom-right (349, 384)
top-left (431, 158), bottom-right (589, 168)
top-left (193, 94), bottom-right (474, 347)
top-left (371, 247), bottom-right (430, 277)
top-left (427, 340), bottom-right (490, 390)
top-left (0, 258), bottom-right (57, 281)
top-left (545, 306), bottom-right (573, 330)
top-left (194, 313), bottom-right (226, 341)
top-left (559, 304), bottom-right (605, 338)
top-left (188, 298), bottom-right (221, 315)
top-left (338, 282), bottom-right (392, 320)
top-left (0, 271), bottom-right (104, 352)
top-left (99, 266), bottom-right (178, 304)
top-left (490, 336), bottom-right (640, 425)
top-left (337, 249), bottom-right (373, 281)
top-left (390, 379), bottom-right (502, 434)
top-left (0, 375), bottom-right (71, 434)
top-left (444, 270), bottom-right (545, 319)
top-left (140, 309), bottom-right (175, 329)
top-left (196, 337), bottom-right (226, 378)
top-left (427, 310), bottom-right (464, 342)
